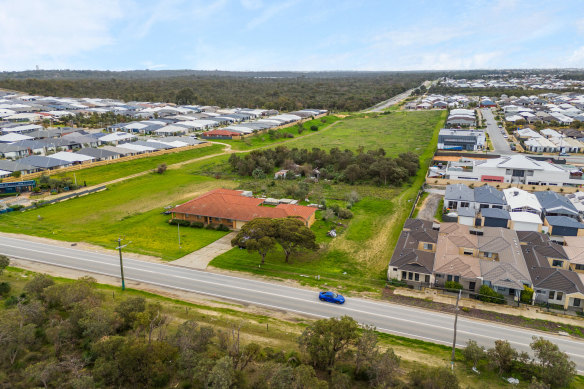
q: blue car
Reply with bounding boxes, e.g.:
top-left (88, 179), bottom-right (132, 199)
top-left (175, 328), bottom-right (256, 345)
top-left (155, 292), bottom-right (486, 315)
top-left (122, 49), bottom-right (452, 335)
top-left (319, 291), bottom-right (345, 304)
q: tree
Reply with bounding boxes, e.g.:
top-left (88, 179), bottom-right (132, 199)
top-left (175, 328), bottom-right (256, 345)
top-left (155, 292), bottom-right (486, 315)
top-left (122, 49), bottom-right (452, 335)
top-left (530, 336), bottom-right (576, 388)
top-left (354, 325), bottom-right (378, 376)
top-left (521, 285), bottom-right (534, 304)
top-left (25, 358), bottom-right (62, 389)
top-left (487, 340), bottom-right (517, 375)
top-left (275, 217), bottom-right (318, 263)
top-left (24, 274), bottom-right (55, 299)
top-left (231, 218), bottom-right (278, 265)
top-left (0, 255), bottom-right (9, 275)
top-left (478, 284), bottom-right (505, 304)
top-left (408, 366), bottom-right (459, 389)
top-left (115, 296), bottom-right (146, 331)
top-left (369, 348), bottom-right (400, 388)
top-left (207, 356), bottom-right (234, 389)
top-left (462, 340), bottom-right (486, 368)
top-left (133, 302), bottom-right (170, 343)
top-left (298, 315), bottom-right (360, 370)
top-left (175, 87), bottom-right (196, 105)
top-left (79, 307), bottom-right (120, 340)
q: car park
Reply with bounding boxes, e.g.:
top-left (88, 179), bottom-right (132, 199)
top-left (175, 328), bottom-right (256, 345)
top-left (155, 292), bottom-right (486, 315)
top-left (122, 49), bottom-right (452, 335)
top-left (319, 291), bottom-right (345, 304)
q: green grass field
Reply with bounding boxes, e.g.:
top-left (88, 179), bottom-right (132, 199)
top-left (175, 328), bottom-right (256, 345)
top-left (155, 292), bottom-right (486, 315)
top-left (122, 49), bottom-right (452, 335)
top-left (281, 110), bottom-right (442, 153)
top-left (219, 116), bottom-right (340, 151)
top-left (0, 155), bottom-right (234, 260)
top-left (48, 143), bottom-right (225, 186)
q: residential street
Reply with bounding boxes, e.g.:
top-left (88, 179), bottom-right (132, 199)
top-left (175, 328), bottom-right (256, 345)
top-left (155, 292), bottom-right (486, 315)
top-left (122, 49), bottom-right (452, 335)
top-left (1, 234), bottom-right (584, 371)
top-left (481, 108), bottom-right (512, 155)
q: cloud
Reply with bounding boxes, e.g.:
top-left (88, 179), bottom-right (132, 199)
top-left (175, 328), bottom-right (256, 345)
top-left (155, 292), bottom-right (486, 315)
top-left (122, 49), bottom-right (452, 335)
top-left (0, 0), bottom-right (123, 70)
top-left (240, 0), bottom-right (262, 10)
top-left (245, 0), bottom-right (297, 31)
top-left (567, 46), bottom-right (584, 66)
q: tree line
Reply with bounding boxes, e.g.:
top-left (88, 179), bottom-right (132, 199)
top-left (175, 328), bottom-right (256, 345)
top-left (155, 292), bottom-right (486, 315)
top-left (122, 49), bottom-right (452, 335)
top-left (228, 146), bottom-right (420, 186)
top-left (0, 73), bottom-right (430, 112)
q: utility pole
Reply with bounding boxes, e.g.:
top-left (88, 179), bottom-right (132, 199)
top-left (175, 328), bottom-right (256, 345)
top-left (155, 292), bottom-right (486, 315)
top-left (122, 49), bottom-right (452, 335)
top-left (451, 289), bottom-right (462, 370)
top-left (115, 237), bottom-right (131, 291)
top-left (178, 222), bottom-right (181, 249)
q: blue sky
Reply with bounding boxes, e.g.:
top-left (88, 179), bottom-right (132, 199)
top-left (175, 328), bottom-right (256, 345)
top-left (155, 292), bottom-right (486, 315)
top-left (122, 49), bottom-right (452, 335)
top-left (1, 0), bottom-right (583, 71)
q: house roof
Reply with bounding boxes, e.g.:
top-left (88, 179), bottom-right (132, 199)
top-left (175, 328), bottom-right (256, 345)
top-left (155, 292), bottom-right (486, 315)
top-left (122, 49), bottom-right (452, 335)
top-left (529, 267), bottom-right (584, 294)
top-left (545, 216), bottom-right (584, 229)
top-left (18, 155), bottom-right (70, 168)
top-left (474, 185), bottom-right (506, 205)
top-left (504, 188), bottom-right (542, 212)
top-left (481, 207), bottom-right (510, 220)
top-left (172, 188), bottom-right (316, 223)
top-left (445, 184), bottom-right (474, 202)
top-left (510, 211), bottom-right (543, 224)
top-left (75, 147), bottom-right (120, 159)
top-left (457, 207), bottom-right (476, 217)
top-left (535, 191), bottom-right (578, 216)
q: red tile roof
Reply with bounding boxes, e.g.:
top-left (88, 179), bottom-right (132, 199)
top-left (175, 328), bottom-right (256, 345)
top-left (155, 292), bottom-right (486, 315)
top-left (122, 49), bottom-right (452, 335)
top-left (172, 188), bottom-right (316, 223)
top-left (202, 129), bottom-right (241, 137)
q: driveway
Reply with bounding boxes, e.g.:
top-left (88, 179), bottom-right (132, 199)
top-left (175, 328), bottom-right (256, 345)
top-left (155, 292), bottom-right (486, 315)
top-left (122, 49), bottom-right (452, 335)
top-left (171, 232), bottom-right (237, 269)
top-left (417, 193), bottom-right (441, 222)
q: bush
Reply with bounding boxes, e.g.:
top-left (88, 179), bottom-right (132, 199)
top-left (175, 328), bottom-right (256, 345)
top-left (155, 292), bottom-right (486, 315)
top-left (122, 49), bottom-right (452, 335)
top-left (310, 125), bottom-right (318, 131)
top-left (408, 366), bottom-right (459, 389)
top-left (520, 285), bottom-right (534, 304)
top-left (190, 221), bottom-right (204, 228)
top-left (478, 285), bottom-right (505, 304)
top-left (216, 224), bottom-right (230, 231)
top-left (156, 163), bottom-right (167, 174)
top-left (336, 208), bottom-right (353, 219)
top-left (0, 282), bottom-right (10, 296)
top-left (322, 209), bottom-right (335, 221)
top-left (9, 204), bottom-right (24, 211)
top-left (205, 224), bottom-right (215, 230)
top-left (169, 219), bottom-right (190, 227)
top-left (445, 281), bottom-right (463, 291)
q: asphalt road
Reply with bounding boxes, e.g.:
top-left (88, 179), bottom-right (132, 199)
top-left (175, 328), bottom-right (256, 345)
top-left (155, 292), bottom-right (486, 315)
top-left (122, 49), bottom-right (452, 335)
top-left (481, 108), bottom-right (512, 155)
top-left (2, 235), bottom-right (584, 370)
top-left (364, 80), bottom-right (432, 112)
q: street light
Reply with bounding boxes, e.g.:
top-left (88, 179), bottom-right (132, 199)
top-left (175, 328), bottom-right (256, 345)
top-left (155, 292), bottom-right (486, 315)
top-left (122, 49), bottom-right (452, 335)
top-left (451, 289), bottom-right (462, 370)
top-left (115, 237), bottom-right (131, 291)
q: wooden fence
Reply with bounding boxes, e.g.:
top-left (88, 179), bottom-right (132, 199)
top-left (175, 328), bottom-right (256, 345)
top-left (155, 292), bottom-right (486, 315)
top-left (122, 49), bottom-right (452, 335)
top-left (2, 143), bottom-right (213, 183)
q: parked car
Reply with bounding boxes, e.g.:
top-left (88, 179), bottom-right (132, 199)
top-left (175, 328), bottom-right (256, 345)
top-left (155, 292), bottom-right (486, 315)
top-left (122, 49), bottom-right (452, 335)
top-left (319, 291), bottom-right (345, 304)
top-left (503, 135), bottom-right (508, 138)
top-left (560, 152), bottom-right (570, 156)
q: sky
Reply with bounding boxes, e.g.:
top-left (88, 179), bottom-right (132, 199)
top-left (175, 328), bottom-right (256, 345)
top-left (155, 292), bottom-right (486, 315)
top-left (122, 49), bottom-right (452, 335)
top-left (1, 0), bottom-right (583, 72)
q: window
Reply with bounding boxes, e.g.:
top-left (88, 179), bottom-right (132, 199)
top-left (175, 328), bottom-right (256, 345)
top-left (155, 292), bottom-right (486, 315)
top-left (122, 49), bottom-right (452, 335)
top-left (493, 205), bottom-right (503, 209)
top-left (448, 201), bottom-right (458, 209)
top-left (463, 249), bottom-right (474, 256)
top-left (447, 275), bottom-right (453, 282)
top-left (425, 275), bottom-right (430, 283)
top-left (575, 264), bottom-right (584, 271)
top-left (556, 292), bottom-right (563, 301)
top-left (479, 204), bottom-right (489, 209)
top-left (574, 298), bottom-right (581, 307)
top-left (460, 202), bottom-right (470, 208)
top-left (549, 291), bottom-right (555, 300)
top-left (469, 282), bottom-right (476, 290)
top-left (454, 276), bottom-right (460, 283)
top-left (435, 273), bottom-right (442, 278)
top-left (482, 251), bottom-right (493, 258)
top-left (408, 272), bottom-right (413, 280)
top-left (414, 273), bottom-right (420, 281)
top-left (552, 260), bottom-right (564, 267)
top-left (393, 268), bottom-right (398, 272)
top-left (402, 271), bottom-right (407, 279)
top-left (423, 243), bottom-right (433, 250)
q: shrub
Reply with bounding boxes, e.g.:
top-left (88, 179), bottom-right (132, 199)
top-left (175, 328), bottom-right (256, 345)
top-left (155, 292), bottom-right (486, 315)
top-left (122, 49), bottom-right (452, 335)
top-left (156, 163), bottom-right (167, 174)
top-left (322, 209), bottom-right (335, 221)
top-left (0, 282), bottom-right (10, 296)
top-left (216, 224), bottom-right (230, 232)
top-left (336, 208), bottom-right (353, 219)
top-left (310, 125), bottom-right (318, 131)
top-left (520, 285), bottom-right (534, 304)
top-left (190, 221), bottom-right (204, 228)
top-left (408, 366), bottom-right (459, 389)
top-left (169, 219), bottom-right (190, 227)
top-left (445, 281), bottom-right (463, 291)
top-left (478, 284), bottom-right (505, 304)
top-left (205, 224), bottom-right (215, 230)
top-left (9, 204), bottom-right (24, 211)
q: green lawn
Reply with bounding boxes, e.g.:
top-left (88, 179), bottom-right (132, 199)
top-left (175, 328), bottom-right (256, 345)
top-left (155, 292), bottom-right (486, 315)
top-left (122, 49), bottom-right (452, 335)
top-left (0, 155), bottom-right (235, 260)
top-left (281, 110), bottom-right (443, 153)
top-left (47, 143), bottom-right (225, 186)
top-left (219, 116), bottom-right (340, 151)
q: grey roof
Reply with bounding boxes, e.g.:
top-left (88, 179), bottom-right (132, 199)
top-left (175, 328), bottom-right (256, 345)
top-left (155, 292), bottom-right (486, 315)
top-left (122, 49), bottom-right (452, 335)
top-left (389, 219), bottom-right (437, 274)
top-left (545, 216), bottom-right (584, 229)
top-left (131, 140), bottom-right (173, 150)
top-left (529, 267), bottom-right (584, 294)
top-left (481, 208), bottom-right (510, 220)
top-left (0, 160), bottom-right (37, 172)
top-left (75, 147), bottom-right (120, 159)
top-left (480, 261), bottom-right (531, 290)
top-left (474, 185), bottom-right (506, 205)
top-left (535, 191), bottom-right (579, 216)
top-left (18, 155), bottom-right (70, 168)
top-left (445, 184), bottom-right (474, 202)
top-left (457, 207), bottom-right (476, 217)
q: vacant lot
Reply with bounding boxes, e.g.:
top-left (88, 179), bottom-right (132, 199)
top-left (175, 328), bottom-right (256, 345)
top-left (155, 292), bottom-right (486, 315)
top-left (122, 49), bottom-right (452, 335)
top-left (210, 111), bottom-right (446, 291)
top-left (282, 110), bottom-right (443, 153)
top-left (219, 116), bottom-right (340, 151)
top-left (48, 143), bottom-right (224, 186)
top-left (0, 156), bottom-right (234, 260)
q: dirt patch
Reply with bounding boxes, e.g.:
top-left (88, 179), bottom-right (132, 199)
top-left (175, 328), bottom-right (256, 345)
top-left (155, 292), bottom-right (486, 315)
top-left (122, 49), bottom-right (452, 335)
top-left (417, 193), bottom-right (441, 221)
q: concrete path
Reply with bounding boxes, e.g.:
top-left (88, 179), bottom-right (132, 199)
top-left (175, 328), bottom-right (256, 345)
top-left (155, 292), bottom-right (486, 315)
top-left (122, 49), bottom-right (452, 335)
top-left (171, 232), bottom-right (237, 269)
